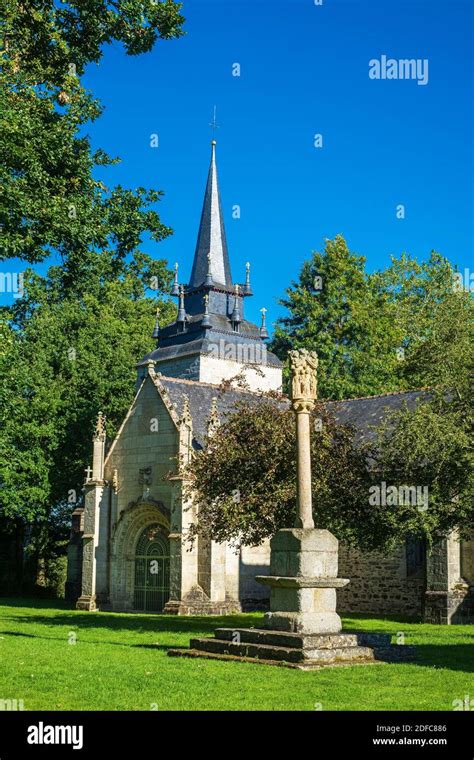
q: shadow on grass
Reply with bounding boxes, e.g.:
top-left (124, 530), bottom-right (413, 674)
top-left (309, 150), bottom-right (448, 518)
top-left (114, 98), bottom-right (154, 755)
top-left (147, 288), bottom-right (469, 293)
top-left (0, 595), bottom-right (260, 632)
top-left (2, 598), bottom-right (473, 674)
top-left (0, 596), bottom-right (73, 610)
top-left (0, 632), bottom-right (473, 675)
top-left (0, 630), bottom-right (187, 652)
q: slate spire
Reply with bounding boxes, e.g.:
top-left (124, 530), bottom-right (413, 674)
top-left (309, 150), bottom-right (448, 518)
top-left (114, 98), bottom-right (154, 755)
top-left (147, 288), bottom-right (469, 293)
top-left (188, 141), bottom-right (233, 290)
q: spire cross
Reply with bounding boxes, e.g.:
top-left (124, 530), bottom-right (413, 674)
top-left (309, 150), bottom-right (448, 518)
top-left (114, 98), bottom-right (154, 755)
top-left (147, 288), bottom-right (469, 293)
top-left (209, 105), bottom-right (219, 138)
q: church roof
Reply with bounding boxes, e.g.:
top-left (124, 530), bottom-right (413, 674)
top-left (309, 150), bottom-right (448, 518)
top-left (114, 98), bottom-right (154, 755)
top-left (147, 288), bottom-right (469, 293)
top-left (156, 375), bottom-right (424, 449)
top-left (189, 141), bottom-right (233, 290)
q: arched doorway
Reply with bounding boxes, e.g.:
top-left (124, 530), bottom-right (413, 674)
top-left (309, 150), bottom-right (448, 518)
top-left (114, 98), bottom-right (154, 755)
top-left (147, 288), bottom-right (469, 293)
top-left (133, 524), bottom-right (170, 612)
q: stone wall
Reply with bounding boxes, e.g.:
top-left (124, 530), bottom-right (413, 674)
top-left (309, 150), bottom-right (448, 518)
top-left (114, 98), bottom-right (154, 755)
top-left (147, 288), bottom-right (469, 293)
top-left (462, 537), bottom-right (474, 583)
top-left (153, 355), bottom-right (200, 383)
top-left (337, 543), bottom-right (425, 618)
top-left (152, 353), bottom-right (282, 392)
top-left (199, 355), bottom-right (282, 392)
top-left (239, 541), bottom-right (271, 610)
top-left (237, 540), bottom-right (426, 618)
top-left (105, 377), bottom-right (179, 522)
top-left (104, 376), bottom-right (178, 610)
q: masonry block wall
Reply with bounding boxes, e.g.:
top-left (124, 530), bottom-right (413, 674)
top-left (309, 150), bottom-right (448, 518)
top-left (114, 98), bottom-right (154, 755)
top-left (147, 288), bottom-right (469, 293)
top-left (104, 377), bottom-right (178, 610)
top-left (239, 541), bottom-right (272, 610)
top-left (337, 543), bottom-right (425, 618)
top-left (105, 378), bottom-right (178, 520)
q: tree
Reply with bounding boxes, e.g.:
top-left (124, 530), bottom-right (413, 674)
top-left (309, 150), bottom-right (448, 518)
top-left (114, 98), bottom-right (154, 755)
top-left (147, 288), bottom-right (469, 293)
top-left (0, 0), bottom-right (185, 262)
top-left (189, 248), bottom-right (473, 554)
top-left (366, 395), bottom-right (473, 545)
top-left (364, 253), bottom-right (474, 545)
top-left (0, 0), bottom-right (185, 592)
top-left (372, 251), bottom-right (473, 409)
top-left (270, 235), bottom-right (403, 400)
top-left (0, 261), bottom-right (176, 592)
top-left (187, 399), bottom-right (392, 552)
top-left (185, 394), bottom-right (473, 554)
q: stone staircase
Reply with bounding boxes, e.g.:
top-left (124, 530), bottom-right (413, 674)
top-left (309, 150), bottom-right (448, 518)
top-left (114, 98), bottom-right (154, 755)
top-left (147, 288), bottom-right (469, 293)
top-left (168, 627), bottom-right (416, 670)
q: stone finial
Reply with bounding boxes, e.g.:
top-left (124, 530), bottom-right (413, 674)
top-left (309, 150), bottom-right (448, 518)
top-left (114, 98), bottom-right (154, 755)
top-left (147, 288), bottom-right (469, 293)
top-left (288, 349), bottom-right (318, 411)
top-left (152, 306), bottom-right (160, 340)
top-left (244, 261), bottom-right (253, 295)
top-left (231, 283), bottom-right (241, 328)
top-left (171, 262), bottom-right (180, 296)
top-left (177, 285), bottom-right (186, 325)
top-left (260, 306), bottom-right (269, 339)
top-left (180, 394), bottom-right (192, 429)
top-left (91, 412), bottom-right (106, 481)
top-left (207, 397), bottom-right (220, 437)
top-left (204, 252), bottom-right (214, 288)
top-left (93, 411), bottom-right (106, 442)
top-left (202, 293), bottom-right (211, 328)
top-left (179, 394), bottom-right (193, 469)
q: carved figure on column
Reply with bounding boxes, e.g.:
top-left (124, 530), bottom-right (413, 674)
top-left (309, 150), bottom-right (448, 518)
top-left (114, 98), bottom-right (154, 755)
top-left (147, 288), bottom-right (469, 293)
top-left (289, 350), bottom-right (318, 412)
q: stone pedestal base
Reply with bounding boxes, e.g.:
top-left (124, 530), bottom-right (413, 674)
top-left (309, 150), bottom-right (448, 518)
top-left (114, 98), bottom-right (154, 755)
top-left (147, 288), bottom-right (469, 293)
top-left (163, 586), bottom-right (241, 616)
top-left (256, 528), bottom-right (348, 634)
top-left (424, 587), bottom-right (474, 624)
top-left (164, 599), bottom-right (241, 616)
top-left (76, 595), bottom-right (97, 611)
top-left (168, 627), bottom-right (415, 669)
top-left (168, 528), bottom-right (415, 667)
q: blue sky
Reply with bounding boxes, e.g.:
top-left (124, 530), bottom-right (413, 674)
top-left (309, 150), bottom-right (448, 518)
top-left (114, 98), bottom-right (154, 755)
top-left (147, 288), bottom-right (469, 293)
top-left (4, 0), bottom-right (473, 330)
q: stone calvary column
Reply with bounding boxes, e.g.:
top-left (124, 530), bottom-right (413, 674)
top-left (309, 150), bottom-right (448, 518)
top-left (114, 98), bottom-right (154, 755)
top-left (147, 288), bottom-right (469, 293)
top-left (255, 349), bottom-right (349, 634)
top-left (291, 349), bottom-right (317, 529)
top-left (169, 348), bottom-right (415, 666)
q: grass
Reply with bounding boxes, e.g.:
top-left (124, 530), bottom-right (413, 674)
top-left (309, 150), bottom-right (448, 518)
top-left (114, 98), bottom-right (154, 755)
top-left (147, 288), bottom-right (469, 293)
top-left (0, 598), bottom-right (473, 711)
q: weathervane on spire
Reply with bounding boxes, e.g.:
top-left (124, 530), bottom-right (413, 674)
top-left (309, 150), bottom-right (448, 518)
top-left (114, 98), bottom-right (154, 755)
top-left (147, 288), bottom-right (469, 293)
top-left (209, 105), bottom-right (219, 142)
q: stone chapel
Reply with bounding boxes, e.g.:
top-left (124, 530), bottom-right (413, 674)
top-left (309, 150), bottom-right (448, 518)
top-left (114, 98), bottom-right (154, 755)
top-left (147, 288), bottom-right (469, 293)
top-left (66, 142), bottom-right (473, 624)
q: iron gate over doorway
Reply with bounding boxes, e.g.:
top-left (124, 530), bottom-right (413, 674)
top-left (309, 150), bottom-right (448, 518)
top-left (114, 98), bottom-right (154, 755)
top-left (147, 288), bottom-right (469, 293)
top-left (133, 524), bottom-right (170, 612)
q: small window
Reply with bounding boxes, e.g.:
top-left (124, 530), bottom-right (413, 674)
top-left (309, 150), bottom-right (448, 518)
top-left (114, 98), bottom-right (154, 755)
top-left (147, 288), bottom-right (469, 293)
top-left (406, 536), bottom-right (426, 577)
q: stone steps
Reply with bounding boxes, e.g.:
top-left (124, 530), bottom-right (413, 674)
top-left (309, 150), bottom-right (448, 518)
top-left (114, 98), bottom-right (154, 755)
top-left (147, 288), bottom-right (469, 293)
top-left (168, 647), bottom-right (385, 670)
top-left (214, 627), bottom-right (392, 650)
top-left (167, 627), bottom-right (415, 669)
top-left (189, 635), bottom-right (377, 664)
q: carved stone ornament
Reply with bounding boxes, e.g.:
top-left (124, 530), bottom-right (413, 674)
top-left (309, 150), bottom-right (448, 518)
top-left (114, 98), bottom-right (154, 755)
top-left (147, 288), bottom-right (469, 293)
top-left (138, 466), bottom-right (152, 487)
top-left (93, 411), bottom-right (106, 442)
top-left (180, 394), bottom-right (193, 429)
top-left (288, 349), bottom-right (318, 412)
top-left (207, 397), bottom-right (220, 437)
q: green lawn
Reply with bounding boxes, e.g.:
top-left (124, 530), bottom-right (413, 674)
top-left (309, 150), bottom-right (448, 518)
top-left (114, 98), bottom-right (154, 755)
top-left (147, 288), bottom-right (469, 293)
top-left (0, 598), bottom-right (472, 711)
